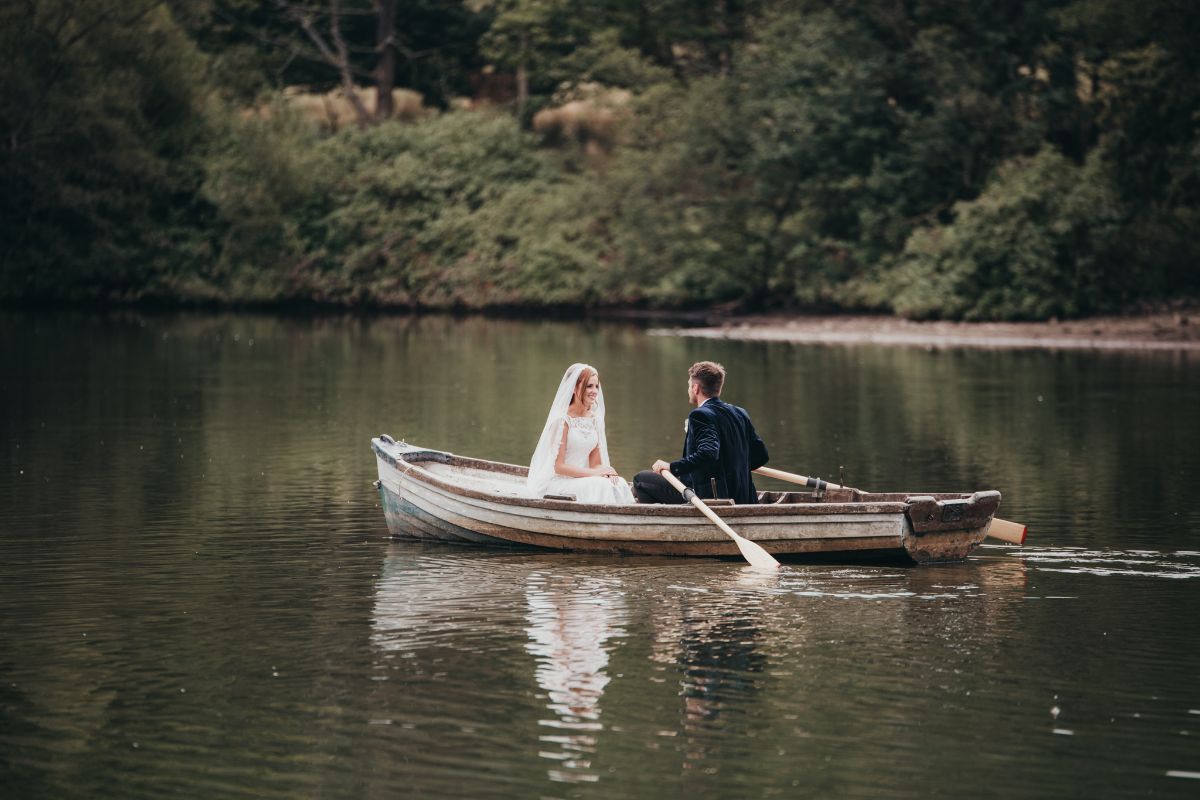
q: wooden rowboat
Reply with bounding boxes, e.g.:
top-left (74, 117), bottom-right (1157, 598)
top-left (371, 436), bottom-right (1002, 564)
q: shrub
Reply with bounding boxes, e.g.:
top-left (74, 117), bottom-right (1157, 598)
top-left (886, 149), bottom-right (1126, 320)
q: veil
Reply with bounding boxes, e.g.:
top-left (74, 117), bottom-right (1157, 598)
top-left (527, 363), bottom-right (611, 495)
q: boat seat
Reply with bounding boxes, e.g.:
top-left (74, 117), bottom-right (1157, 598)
top-left (538, 494), bottom-right (733, 505)
top-left (759, 490), bottom-right (815, 504)
top-left (448, 475), bottom-right (536, 499)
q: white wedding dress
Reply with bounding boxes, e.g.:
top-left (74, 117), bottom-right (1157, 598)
top-left (528, 364), bottom-right (636, 505)
top-left (540, 415), bottom-right (636, 504)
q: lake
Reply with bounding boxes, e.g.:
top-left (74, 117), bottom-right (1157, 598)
top-left (2, 310), bottom-right (1198, 798)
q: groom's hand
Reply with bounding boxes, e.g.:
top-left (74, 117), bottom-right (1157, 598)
top-left (651, 459), bottom-right (671, 474)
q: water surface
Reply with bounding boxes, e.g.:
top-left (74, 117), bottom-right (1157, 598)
top-left (2, 311), bottom-right (1198, 798)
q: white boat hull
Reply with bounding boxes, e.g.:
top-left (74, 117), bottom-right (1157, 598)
top-left (372, 437), bottom-right (998, 563)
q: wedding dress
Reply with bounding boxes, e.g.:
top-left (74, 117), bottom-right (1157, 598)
top-left (528, 364), bottom-right (636, 505)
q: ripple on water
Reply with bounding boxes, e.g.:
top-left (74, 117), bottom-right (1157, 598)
top-left (1017, 546), bottom-right (1200, 579)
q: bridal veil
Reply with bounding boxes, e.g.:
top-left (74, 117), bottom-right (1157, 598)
top-left (527, 363), bottom-right (612, 496)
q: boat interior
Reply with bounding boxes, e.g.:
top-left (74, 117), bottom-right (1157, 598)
top-left (392, 447), bottom-right (976, 506)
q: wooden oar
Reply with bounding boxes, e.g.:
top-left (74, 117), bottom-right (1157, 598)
top-left (984, 518), bottom-right (1028, 545)
top-left (753, 466), bottom-right (1028, 545)
top-left (656, 467), bottom-right (780, 570)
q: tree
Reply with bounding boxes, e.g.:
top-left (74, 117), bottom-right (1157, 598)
top-left (375, 0), bottom-right (397, 117)
top-left (0, 0), bottom-right (211, 300)
top-left (272, 0), bottom-right (372, 124)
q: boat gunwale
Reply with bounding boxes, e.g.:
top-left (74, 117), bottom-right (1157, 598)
top-left (372, 439), bottom-right (988, 520)
top-left (393, 463), bottom-right (908, 544)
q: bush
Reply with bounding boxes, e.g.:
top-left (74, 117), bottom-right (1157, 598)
top-left (885, 149), bottom-right (1127, 320)
top-left (0, 3), bottom-right (210, 302)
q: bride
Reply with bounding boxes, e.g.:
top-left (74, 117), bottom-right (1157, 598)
top-left (528, 363), bottom-right (636, 504)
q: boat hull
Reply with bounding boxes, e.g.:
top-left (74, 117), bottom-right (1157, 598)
top-left (371, 438), bottom-right (999, 564)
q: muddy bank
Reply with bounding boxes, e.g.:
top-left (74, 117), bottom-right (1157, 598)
top-left (651, 310), bottom-right (1200, 351)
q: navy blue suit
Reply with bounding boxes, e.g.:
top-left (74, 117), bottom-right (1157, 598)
top-left (669, 397), bottom-right (769, 504)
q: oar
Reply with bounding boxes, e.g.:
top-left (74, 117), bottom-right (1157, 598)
top-left (656, 467), bottom-right (780, 570)
top-left (753, 466), bottom-right (1028, 545)
top-left (984, 518), bottom-right (1028, 545)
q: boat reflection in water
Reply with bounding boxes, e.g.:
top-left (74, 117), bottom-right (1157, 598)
top-left (368, 547), bottom-right (1030, 789)
top-left (367, 547), bottom-right (631, 786)
top-left (524, 573), bottom-right (626, 783)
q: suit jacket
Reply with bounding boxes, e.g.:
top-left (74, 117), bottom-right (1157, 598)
top-left (669, 397), bottom-right (768, 504)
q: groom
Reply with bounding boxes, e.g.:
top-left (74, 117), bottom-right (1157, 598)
top-left (633, 361), bottom-right (769, 505)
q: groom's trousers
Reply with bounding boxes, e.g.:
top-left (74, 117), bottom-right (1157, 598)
top-left (632, 470), bottom-right (686, 504)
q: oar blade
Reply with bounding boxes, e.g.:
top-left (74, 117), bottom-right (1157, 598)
top-left (657, 465), bottom-right (781, 569)
top-left (733, 535), bottom-right (781, 570)
top-left (689, 497), bottom-right (780, 569)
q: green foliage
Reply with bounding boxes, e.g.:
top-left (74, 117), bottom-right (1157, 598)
top-left (0, 1), bottom-right (211, 301)
top-left (558, 28), bottom-right (674, 92)
top-left (886, 149), bottom-right (1126, 320)
top-left (193, 103), bottom-right (335, 302)
top-left (193, 109), bottom-right (629, 308)
top-left (314, 111), bottom-right (559, 306)
top-left (3, 0), bottom-right (1198, 316)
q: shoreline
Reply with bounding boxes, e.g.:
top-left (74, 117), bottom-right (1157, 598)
top-left (651, 310), bottom-right (1200, 352)
top-left (5, 302), bottom-right (1200, 351)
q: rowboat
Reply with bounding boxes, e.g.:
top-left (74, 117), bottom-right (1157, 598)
top-left (371, 435), bottom-right (1003, 564)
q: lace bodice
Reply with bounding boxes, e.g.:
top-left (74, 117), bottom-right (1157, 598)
top-left (558, 415), bottom-right (599, 469)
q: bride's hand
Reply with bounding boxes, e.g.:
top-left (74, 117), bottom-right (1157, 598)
top-left (600, 468), bottom-right (622, 485)
top-left (595, 466), bottom-right (618, 478)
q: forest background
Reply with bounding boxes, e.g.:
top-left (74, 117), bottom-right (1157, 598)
top-left (3, 0), bottom-right (1198, 320)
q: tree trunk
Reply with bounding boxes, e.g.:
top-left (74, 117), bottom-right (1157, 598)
top-left (375, 0), bottom-right (397, 120)
top-left (275, 0), bottom-right (372, 126)
top-left (516, 65), bottom-right (529, 121)
top-left (328, 1), bottom-right (372, 126)
top-left (516, 33), bottom-right (529, 122)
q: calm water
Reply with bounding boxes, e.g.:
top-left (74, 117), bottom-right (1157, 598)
top-left (2, 310), bottom-right (1199, 798)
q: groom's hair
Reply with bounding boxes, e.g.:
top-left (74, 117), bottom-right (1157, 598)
top-left (688, 361), bottom-right (725, 397)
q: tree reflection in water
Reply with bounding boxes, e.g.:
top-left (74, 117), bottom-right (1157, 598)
top-left (524, 572), bottom-right (627, 784)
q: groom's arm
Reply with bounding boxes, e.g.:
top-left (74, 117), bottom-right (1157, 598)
top-left (670, 411), bottom-right (719, 475)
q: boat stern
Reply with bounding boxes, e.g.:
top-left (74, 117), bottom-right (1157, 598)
top-left (901, 490), bottom-right (1001, 563)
